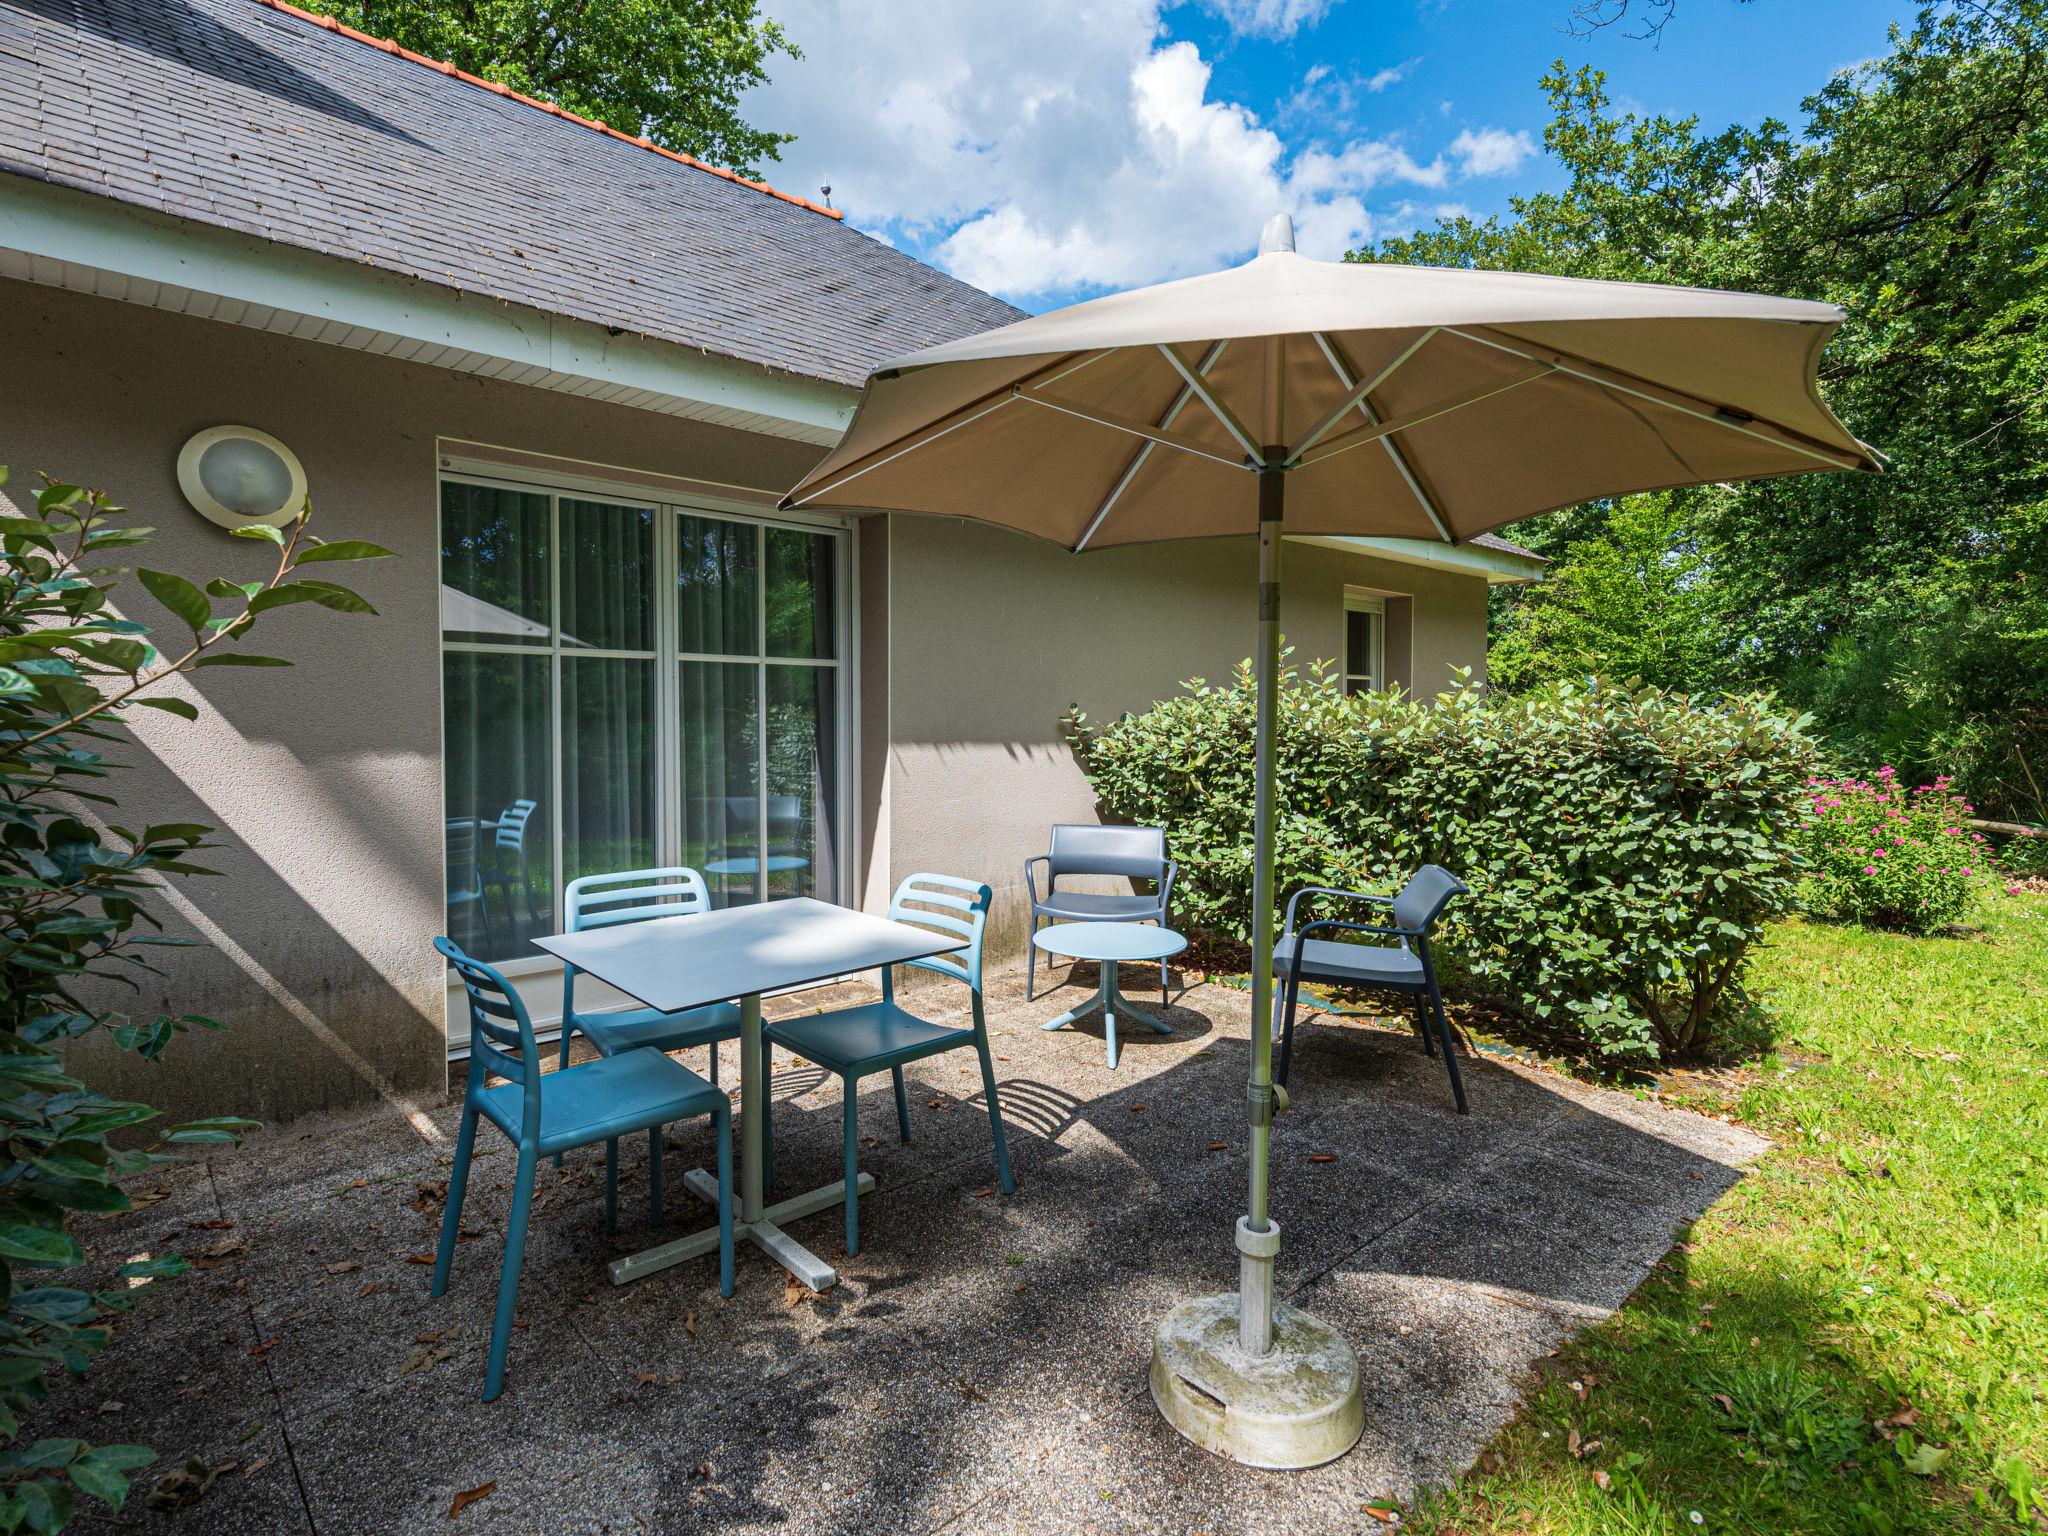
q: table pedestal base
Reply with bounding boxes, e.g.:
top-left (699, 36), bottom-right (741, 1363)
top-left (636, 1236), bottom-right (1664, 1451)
top-left (606, 1168), bottom-right (876, 1289)
top-left (1040, 959), bottom-right (1174, 1068)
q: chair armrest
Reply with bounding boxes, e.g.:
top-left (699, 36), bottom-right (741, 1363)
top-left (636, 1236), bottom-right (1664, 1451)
top-left (1023, 854), bottom-right (1049, 907)
top-left (1280, 884), bottom-right (1394, 937)
top-left (1294, 917), bottom-right (1419, 944)
top-left (1158, 859), bottom-right (1178, 916)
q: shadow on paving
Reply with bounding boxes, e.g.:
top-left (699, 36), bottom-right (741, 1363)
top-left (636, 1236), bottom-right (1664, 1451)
top-left (37, 973), bottom-right (1765, 1536)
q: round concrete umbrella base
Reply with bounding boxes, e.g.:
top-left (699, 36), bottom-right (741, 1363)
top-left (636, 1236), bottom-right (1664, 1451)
top-left (1150, 1291), bottom-right (1365, 1470)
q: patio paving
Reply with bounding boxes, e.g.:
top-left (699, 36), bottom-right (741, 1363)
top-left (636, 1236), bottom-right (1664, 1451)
top-left (46, 963), bottom-right (1765, 1535)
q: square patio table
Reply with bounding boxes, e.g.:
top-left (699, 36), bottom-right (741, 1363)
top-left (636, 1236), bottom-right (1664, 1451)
top-left (533, 897), bottom-right (964, 1291)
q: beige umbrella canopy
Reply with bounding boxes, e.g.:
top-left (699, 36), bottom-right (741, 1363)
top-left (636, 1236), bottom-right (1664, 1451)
top-left (789, 234), bottom-right (1875, 546)
top-left (784, 217), bottom-right (1874, 1470)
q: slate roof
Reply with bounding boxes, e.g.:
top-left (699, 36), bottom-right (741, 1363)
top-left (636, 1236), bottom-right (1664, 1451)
top-left (0, 0), bottom-right (1025, 387)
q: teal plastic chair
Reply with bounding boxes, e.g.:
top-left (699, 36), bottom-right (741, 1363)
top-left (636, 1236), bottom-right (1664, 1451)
top-left (433, 937), bottom-right (732, 1402)
top-left (554, 867), bottom-right (744, 1182)
top-left (759, 874), bottom-right (1014, 1255)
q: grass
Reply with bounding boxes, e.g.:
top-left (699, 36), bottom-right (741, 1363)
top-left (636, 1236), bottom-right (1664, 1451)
top-left (1406, 893), bottom-right (2048, 1535)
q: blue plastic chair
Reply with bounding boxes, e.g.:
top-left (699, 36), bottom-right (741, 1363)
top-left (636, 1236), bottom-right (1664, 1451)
top-left (554, 868), bottom-right (743, 1183)
top-left (445, 819), bottom-right (492, 952)
top-left (490, 798), bottom-right (541, 937)
top-left (1271, 865), bottom-right (1471, 1113)
top-left (433, 937), bottom-right (732, 1402)
top-left (1024, 824), bottom-right (1178, 1004)
top-left (759, 874), bottom-right (1014, 1255)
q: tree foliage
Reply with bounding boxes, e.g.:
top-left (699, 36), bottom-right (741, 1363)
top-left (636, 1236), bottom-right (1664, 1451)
top-left (0, 472), bottom-right (389, 1530)
top-left (1358, 0), bottom-right (2048, 821)
top-left (298, 0), bottom-right (799, 175)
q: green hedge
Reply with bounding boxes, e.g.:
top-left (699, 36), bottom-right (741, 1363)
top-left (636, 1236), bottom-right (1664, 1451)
top-left (1066, 659), bottom-right (1820, 1059)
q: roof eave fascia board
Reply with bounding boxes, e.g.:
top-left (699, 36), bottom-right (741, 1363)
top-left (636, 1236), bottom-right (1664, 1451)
top-left (1293, 533), bottom-right (1547, 586)
top-left (0, 174), bottom-right (854, 445)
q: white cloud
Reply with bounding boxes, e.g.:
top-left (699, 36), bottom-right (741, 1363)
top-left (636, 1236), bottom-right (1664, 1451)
top-left (1448, 126), bottom-right (1537, 177)
top-left (1201, 0), bottom-right (1342, 38)
top-left (1365, 57), bottom-right (1420, 92)
top-left (745, 2), bottom-right (1539, 301)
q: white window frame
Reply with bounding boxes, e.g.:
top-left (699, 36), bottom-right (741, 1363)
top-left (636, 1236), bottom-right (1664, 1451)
top-left (436, 464), bottom-right (859, 1052)
top-left (1343, 588), bottom-right (1385, 695)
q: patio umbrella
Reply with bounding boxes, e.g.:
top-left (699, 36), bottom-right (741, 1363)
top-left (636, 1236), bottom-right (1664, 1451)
top-left (782, 215), bottom-right (1875, 1468)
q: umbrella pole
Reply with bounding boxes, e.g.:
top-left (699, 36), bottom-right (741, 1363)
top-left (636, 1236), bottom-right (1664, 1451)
top-left (1147, 456), bottom-right (1363, 1470)
top-left (1240, 458), bottom-right (1285, 1355)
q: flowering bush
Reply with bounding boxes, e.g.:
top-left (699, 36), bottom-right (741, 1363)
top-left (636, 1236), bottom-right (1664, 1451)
top-left (1793, 768), bottom-right (1988, 931)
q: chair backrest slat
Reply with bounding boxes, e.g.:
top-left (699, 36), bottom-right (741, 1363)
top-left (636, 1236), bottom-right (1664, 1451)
top-left (436, 937), bottom-right (539, 1097)
top-left (887, 873), bottom-right (991, 993)
top-left (1394, 864), bottom-right (1469, 935)
top-left (1047, 824), bottom-right (1167, 882)
top-left (566, 867), bottom-right (713, 933)
top-left (494, 798), bottom-right (539, 853)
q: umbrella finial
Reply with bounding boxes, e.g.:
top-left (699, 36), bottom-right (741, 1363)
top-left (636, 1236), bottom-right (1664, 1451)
top-left (1257, 213), bottom-right (1296, 255)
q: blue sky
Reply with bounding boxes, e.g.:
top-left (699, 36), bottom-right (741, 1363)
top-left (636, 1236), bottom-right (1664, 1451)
top-left (746, 0), bottom-right (1922, 311)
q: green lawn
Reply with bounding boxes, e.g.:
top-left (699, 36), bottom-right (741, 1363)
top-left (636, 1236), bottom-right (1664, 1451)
top-left (1409, 895), bottom-right (2048, 1535)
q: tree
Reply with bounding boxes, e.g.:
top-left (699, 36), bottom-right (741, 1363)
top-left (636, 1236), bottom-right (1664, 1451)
top-left (299, 0), bottom-right (799, 175)
top-left (1358, 0), bottom-right (2048, 821)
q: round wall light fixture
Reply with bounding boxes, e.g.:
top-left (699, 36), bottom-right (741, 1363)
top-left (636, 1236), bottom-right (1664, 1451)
top-left (176, 425), bottom-right (307, 530)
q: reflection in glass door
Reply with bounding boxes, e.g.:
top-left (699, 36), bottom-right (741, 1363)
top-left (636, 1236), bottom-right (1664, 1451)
top-left (441, 477), bottom-right (849, 960)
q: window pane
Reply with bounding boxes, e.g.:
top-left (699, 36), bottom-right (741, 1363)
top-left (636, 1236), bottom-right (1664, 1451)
top-left (1345, 609), bottom-right (1373, 678)
top-left (680, 661), bottom-right (760, 908)
top-left (560, 499), bottom-right (654, 652)
top-left (561, 657), bottom-right (657, 897)
top-left (765, 665), bottom-right (838, 902)
top-left (677, 514), bottom-right (757, 656)
top-left (442, 650), bottom-right (552, 961)
top-left (441, 482), bottom-right (550, 644)
top-left (765, 526), bottom-right (836, 659)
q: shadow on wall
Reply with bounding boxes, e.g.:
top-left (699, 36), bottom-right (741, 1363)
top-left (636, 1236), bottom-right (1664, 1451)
top-left (15, 0), bottom-right (429, 148)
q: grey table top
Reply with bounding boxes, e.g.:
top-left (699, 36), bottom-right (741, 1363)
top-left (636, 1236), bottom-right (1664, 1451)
top-left (1031, 920), bottom-right (1187, 964)
top-left (533, 897), bottom-right (964, 1015)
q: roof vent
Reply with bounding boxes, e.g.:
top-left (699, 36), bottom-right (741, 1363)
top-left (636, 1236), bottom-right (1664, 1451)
top-left (1257, 213), bottom-right (1296, 255)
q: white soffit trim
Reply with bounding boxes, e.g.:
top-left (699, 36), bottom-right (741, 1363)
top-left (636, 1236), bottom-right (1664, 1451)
top-left (0, 176), bottom-right (855, 447)
top-left (1294, 534), bottom-right (1547, 586)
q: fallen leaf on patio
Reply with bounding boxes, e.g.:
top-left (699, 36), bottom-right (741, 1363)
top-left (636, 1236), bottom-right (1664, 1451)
top-left (325, 1261), bottom-right (359, 1275)
top-left (130, 1185), bottom-right (171, 1206)
top-left (1710, 1393), bottom-right (1735, 1415)
top-left (145, 1457), bottom-right (234, 1513)
top-left (98, 1400), bottom-right (124, 1415)
top-left (247, 1337), bottom-right (279, 1358)
top-left (244, 1453), bottom-right (273, 1479)
top-left (1567, 1427), bottom-right (1582, 1458)
top-left (974, 1188), bottom-right (995, 1199)
top-left (956, 1376), bottom-right (986, 1403)
top-left (189, 1237), bottom-right (247, 1270)
top-left (356, 1281), bottom-right (382, 1298)
top-left (928, 1097), bottom-right (950, 1110)
top-left (349, 1180), bottom-right (369, 1190)
top-left (692, 1460), bottom-right (714, 1480)
top-left (415, 1330), bottom-right (445, 1345)
top-left (635, 1369), bottom-right (659, 1385)
top-left (448, 1481), bottom-right (497, 1520)
top-left (413, 1180), bottom-right (449, 1213)
top-left (1308, 1153), bottom-right (1338, 1164)
top-left (1592, 1469), bottom-right (1612, 1490)
top-left (1207, 1142), bottom-right (1229, 1151)
top-left (402, 1253), bottom-right (436, 1265)
top-left (1361, 1500), bottom-right (1400, 1523)
top-left (781, 1272), bottom-right (815, 1308)
top-left (1128, 1103), bottom-right (1146, 1113)
top-left (401, 1342), bottom-right (454, 1375)
top-left (191, 1218), bottom-right (236, 1231)
top-left (682, 1311), bottom-right (697, 1339)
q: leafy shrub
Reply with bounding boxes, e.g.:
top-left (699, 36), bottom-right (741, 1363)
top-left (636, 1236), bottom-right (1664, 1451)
top-left (1792, 768), bottom-right (1989, 931)
top-left (1066, 657), bottom-right (1819, 1060)
top-left (1, 470), bottom-right (388, 1529)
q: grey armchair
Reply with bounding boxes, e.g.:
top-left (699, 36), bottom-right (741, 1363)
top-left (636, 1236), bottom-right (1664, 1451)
top-left (1024, 824), bottom-right (1177, 1002)
top-left (1272, 865), bottom-right (1470, 1112)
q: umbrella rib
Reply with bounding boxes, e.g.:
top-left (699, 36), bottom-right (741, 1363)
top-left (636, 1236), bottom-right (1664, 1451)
top-left (1074, 339), bottom-right (1229, 553)
top-left (1444, 326), bottom-right (1870, 472)
top-left (1287, 328), bottom-right (1439, 466)
top-left (1294, 364), bottom-right (1556, 470)
top-left (1309, 331), bottom-right (1456, 544)
top-left (1157, 343), bottom-right (1265, 463)
top-left (1015, 387), bottom-right (1255, 472)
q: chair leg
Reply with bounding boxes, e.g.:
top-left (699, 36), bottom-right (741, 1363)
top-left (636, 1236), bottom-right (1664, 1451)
top-left (975, 1039), bottom-right (1016, 1194)
top-left (1026, 917), bottom-right (1039, 1001)
top-left (648, 1127), bottom-right (664, 1224)
top-left (604, 1138), bottom-right (620, 1234)
top-left (1276, 967), bottom-right (1303, 1088)
top-left (483, 1145), bottom-right (536, 1403)
top-left (714, 1105), bottom-right (735, 1298)
top-left (891, 1066), bottom-right (911, 1143)
top-left (708, 1041), bottom-right (721, 1088)
top-left (431, 1108), bottom-right (478, 1299)
top-left (1413, 993), bottom-right (1437, 1057)
top-left (552, 1025), bottom-right (575, 1170)
top-left (1425, 967), bottom-right (1469, 1115)
top-left (759, 1032), bottom-right (775, 1203)
top-left (842, 1077), bottom-right (861, 1257)
top-left (1160, 955), bottom-right (1169, 1008)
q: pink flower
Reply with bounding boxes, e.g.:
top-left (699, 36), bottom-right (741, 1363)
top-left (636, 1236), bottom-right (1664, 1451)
top-left (1874, 849), bottom-right (1887, 858)
top-left (1961, 867), bottom-right (1972, 876)
top-left (1864, 865), bottom-right (1878, 875)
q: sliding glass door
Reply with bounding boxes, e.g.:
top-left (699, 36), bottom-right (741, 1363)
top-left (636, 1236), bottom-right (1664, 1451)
top-left (441, 475), bottom-right (850, 964)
